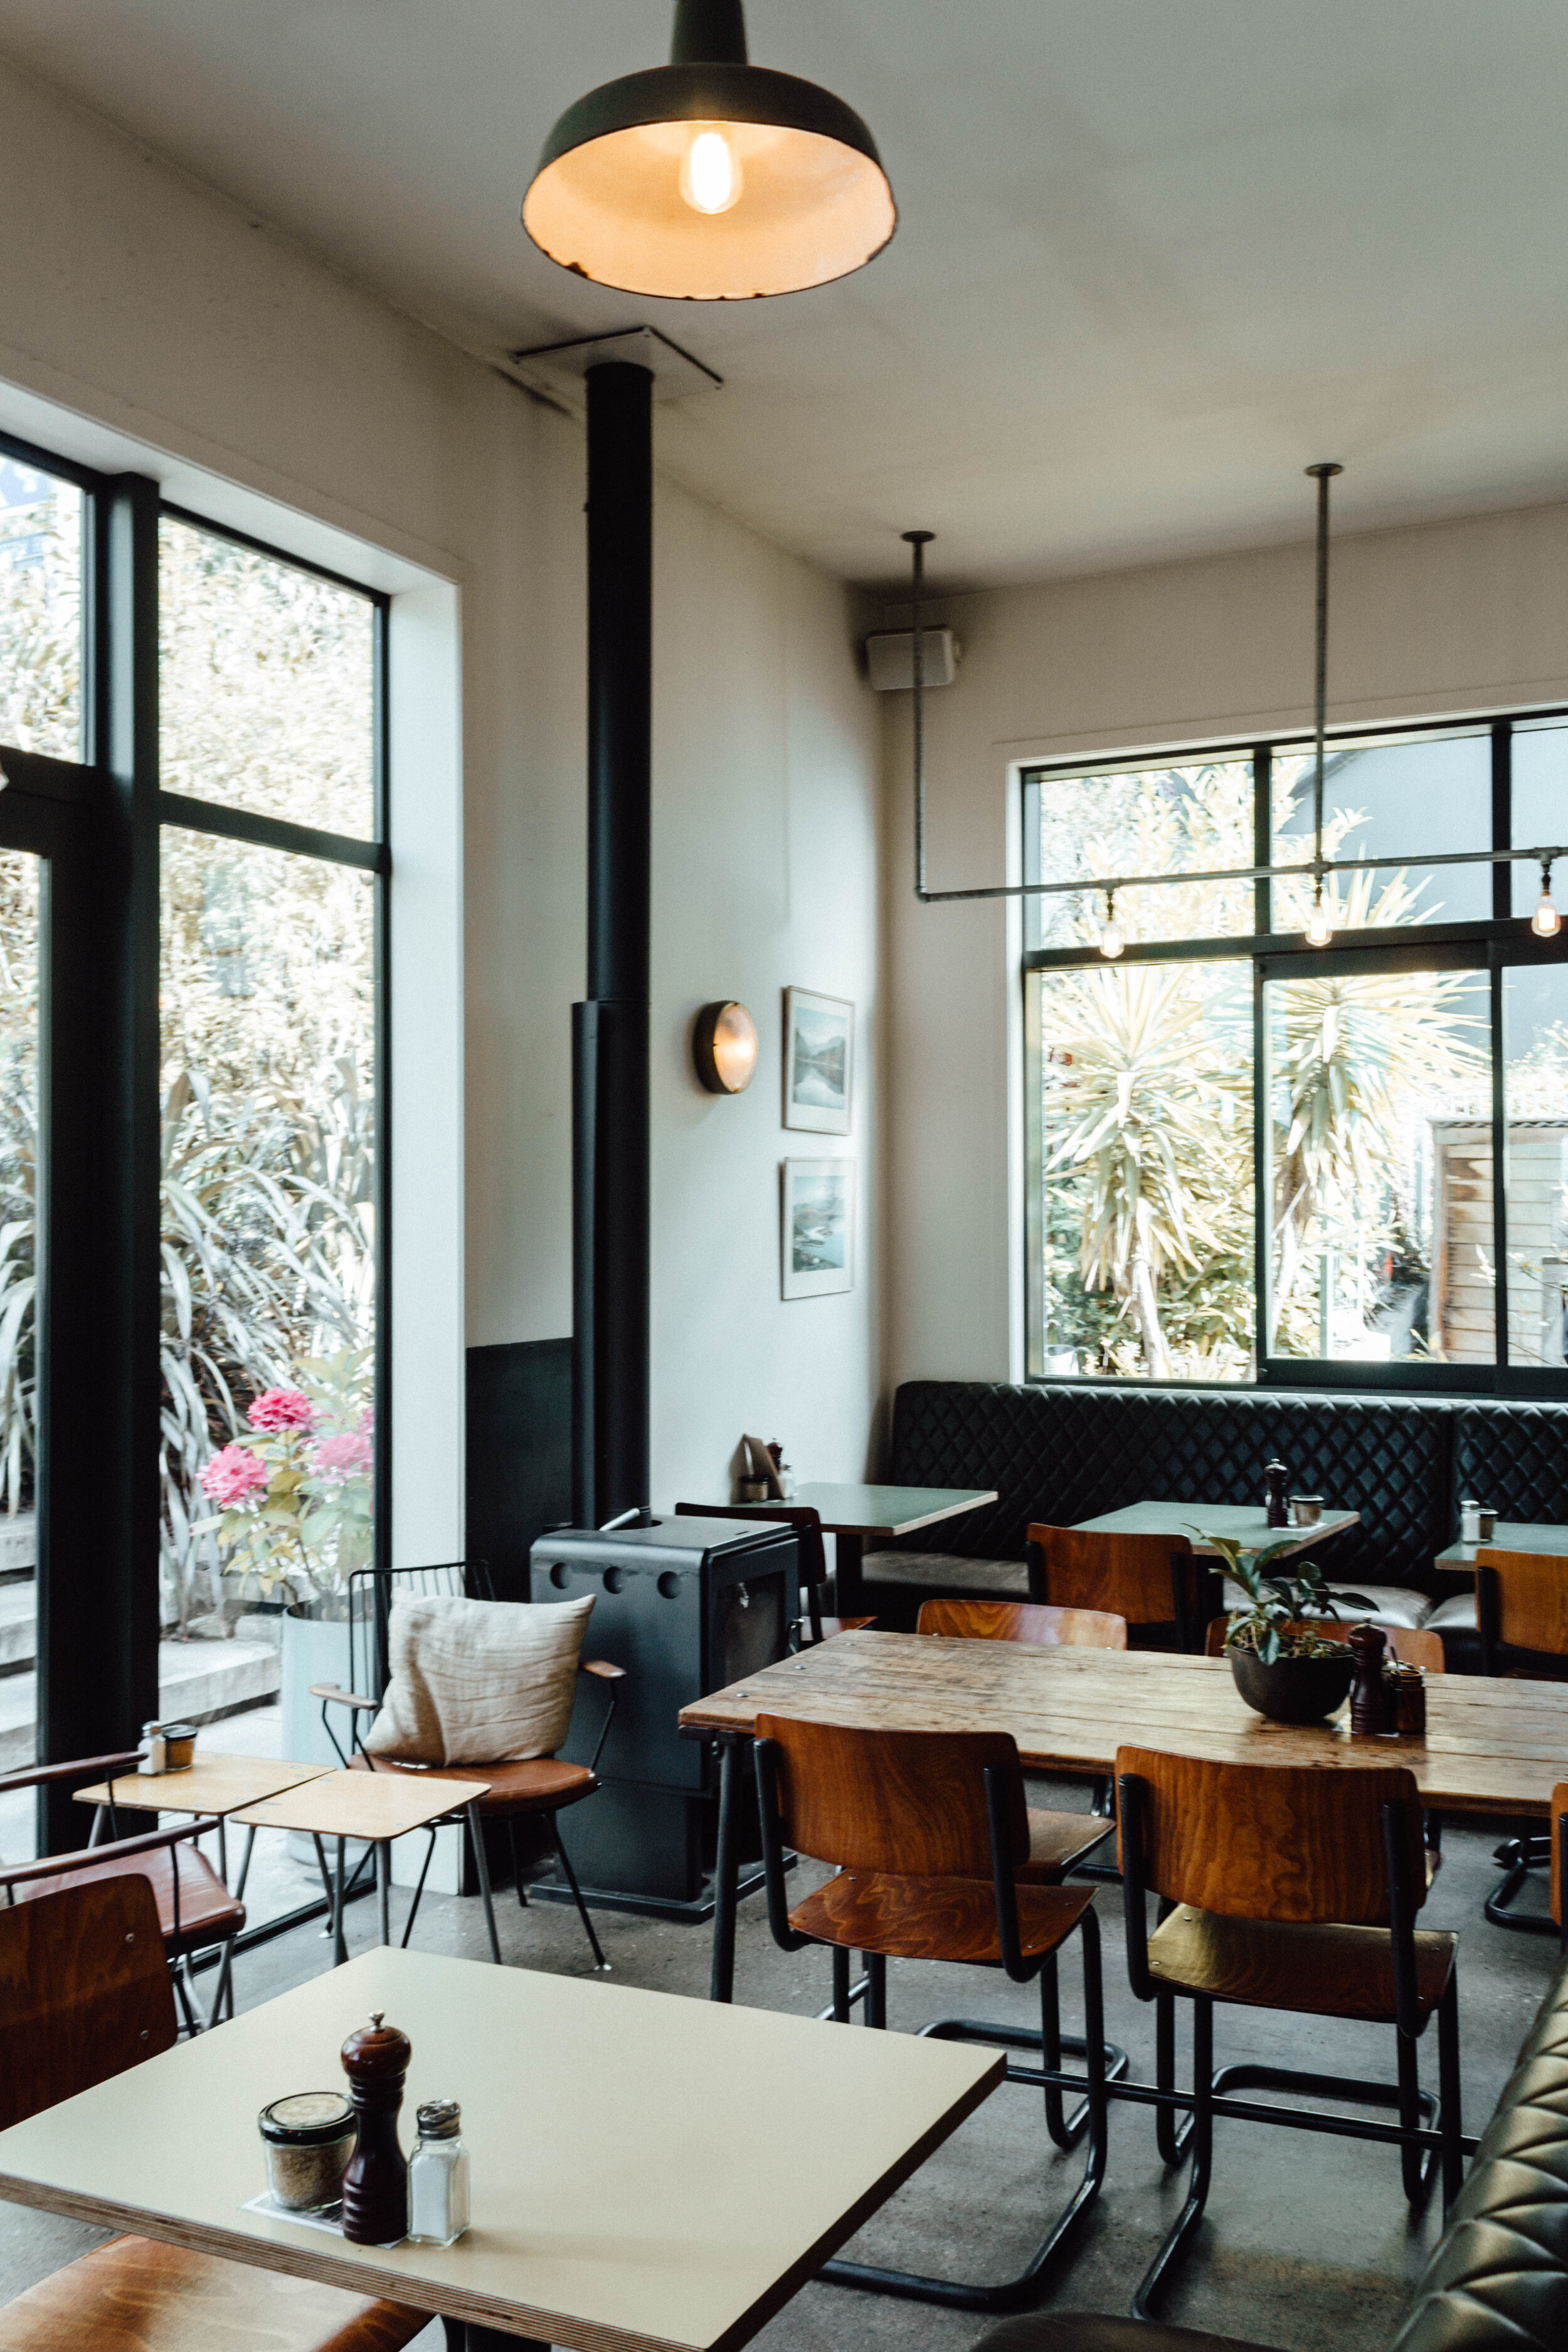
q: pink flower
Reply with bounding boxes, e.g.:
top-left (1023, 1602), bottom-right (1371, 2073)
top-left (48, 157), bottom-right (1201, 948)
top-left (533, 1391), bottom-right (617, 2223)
top-left (311, 1430), bottom-right (373, 1488)
top-left (199, 1444), bottom-right (270, 1508)
top-left (359, 1402), bottom-right (374, 1438)
top-left (247, 1387), bottom-right (317, 1434)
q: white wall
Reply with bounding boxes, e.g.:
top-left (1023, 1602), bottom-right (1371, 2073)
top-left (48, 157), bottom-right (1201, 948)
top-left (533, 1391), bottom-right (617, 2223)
top-left (882, 501), bottom-right (1568, 1389)
top-left (0, 58), bottom-right (882, 1523)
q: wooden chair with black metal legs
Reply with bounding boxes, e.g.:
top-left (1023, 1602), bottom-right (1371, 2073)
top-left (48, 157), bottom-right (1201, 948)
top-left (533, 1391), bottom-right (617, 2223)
top-left (0, 1752), bottom-right (243, 2032)
top-left (753, 1715), bottom-right (1108, 2313)
top-left (0, 1875), bottom-right (430, 2352)
top-left (1025, 1524), bottom-right (1212, 1652)
top-left (1117, 1747), bottom-right (1463, 2322)
top-left (1475, 1548), bottom-right (1568, 1936)
top-left (674, 1501), bottom-right (876, 1645)
top-left (914, 1592), bottom-right (1130, 2142)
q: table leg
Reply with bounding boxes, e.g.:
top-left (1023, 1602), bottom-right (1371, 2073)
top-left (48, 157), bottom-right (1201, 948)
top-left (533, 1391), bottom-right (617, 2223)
top-left (467, 1803), bottom-right (501, 1964)
top-left (834, 1531), bottom-right (864, 1618)
top-left (87, 1803), bottom-right (107, 1848)
top-left (709, 1735), bottom-right (744, 2005)
top-left (233, 1823), bottom-right (258, 1903)
top-left (333, 1834), bottom-right (348, 1966)
top-left (377, 1840), bottom-right (391, 1947)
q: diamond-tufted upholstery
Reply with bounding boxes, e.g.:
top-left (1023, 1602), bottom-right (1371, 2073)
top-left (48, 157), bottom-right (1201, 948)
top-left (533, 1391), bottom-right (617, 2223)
top-left (874, 1382), bottom-right (1568, 1650)
top-left (962, 1947), bottom-right (1568, 2352)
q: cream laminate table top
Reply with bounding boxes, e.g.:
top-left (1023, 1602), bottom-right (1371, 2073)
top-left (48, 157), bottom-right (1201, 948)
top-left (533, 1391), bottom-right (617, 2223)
top-left (1072, 1500), bottom-right (1359, 1558)
top-left (72, 1754), bottom-right (334, 1817)
top-left (230, 1769), bottom-right (485, 1843)
top-left (0, 1946), bottom-right (1002, 2352)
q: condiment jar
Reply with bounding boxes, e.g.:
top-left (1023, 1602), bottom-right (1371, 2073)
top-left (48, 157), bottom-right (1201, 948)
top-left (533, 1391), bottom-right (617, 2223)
top-left (258, 2092), bottom-right (356, 2212)
top-left (408, 2099), bottom-right (470, 2246)
top-left (1388, 1661), bottom-right (1428, 1738)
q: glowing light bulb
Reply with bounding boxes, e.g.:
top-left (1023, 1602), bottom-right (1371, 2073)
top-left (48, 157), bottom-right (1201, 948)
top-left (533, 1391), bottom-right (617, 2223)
top-left (679, 125), bottom-right (743, 216)
top-left (1534, 864), bottom-right (1560, 938)
top-left (1099, 895), bottom-right (1125, 960)
top-left (1305, 891), bottom-right (1333, 948)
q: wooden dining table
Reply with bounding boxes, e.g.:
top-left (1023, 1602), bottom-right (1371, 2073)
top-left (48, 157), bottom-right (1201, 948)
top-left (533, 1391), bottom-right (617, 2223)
top-left (0, 1944), bottom-right (1002, 2352)
top-left (679, 1628), bottom-right (1568, 2001)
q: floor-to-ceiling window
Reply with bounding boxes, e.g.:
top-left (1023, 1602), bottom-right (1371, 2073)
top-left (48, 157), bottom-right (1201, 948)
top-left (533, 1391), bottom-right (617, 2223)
top-left (0, 435), bottom-right (389, 1877)
top-left (1022, 719), bottom-right (1568, 1392)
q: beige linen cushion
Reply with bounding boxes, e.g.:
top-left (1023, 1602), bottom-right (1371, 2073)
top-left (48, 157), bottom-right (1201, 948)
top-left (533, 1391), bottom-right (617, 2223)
top-left (364, 1594), bottom-right (595, 1766)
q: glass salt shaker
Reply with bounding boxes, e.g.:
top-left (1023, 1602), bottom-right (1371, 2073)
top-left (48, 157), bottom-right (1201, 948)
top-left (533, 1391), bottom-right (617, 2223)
top-left (408, 2100), bottom-right (469, 2246)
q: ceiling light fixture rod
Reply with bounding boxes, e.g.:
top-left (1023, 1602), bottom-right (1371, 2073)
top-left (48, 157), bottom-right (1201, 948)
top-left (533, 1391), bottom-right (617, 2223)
top-left (905, 529), bottom-right (935, 900)
top-left (913, 841), bottom-right (1568, 909)
top-left (1306, 462), bottom-right (1342, 903)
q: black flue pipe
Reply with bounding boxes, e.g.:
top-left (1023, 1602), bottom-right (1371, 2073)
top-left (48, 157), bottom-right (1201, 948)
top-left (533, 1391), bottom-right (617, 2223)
top-left (573, 361), bottom-right (654, 1528)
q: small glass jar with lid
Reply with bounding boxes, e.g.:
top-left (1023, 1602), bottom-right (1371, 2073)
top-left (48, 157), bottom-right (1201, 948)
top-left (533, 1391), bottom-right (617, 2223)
top-left (408, 2099), bottom-right (470, 2246)
top-left (258, 2092), bottom-right (356, 2213)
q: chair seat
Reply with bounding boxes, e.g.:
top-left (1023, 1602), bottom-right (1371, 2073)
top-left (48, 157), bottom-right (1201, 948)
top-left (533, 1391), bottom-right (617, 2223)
top-left (1428, 1592), bottom-right (1476, 1631)
top-left (788, 1868), bottom-right (1096, 1967)
top-left (862, 1550), bottom-right (1028, 1597)
top-left (1147, 1902), bottom-right (1456, 2023)
top-left (1019, 1807), bottom-right (1114, 1884)
top-left (18, 1845), bottom-right (243, 1957)
top-left (803, 1614), bottom-right (877, 1643)
top-left (1221, 1579), bottom-right (1433, 1631)
top-left (0, 2235), bottom-right (429, 2352)
top-left (348, 1749), bottom-right (597, 1816)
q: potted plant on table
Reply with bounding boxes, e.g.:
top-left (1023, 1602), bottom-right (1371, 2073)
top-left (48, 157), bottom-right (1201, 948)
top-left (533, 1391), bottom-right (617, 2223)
top-left (1204, 1532), bottom-right (1373, 1725)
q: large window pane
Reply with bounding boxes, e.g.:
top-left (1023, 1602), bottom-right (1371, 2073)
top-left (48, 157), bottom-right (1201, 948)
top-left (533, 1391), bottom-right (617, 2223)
top-left (0, 852), bottom-right (40, 1862)
top-left (159, 831), bottom-right (376, 1637)
top-left (0, 458), bottom-right (81, 760)
top-left (1265, 967), bottom-right (1491, 1363)
top-left (1503, 964), bottom-right (1568, 1367)
top-left (1029, 758), bottom-right (1254, 951)
top-left (1272, 733), bottom-right (1491, 931)
top-left (1510, 722), bottom-right (1567, 919)
top-left (159, 517), bottom-right (376, 837)
top-left (1033, 959), bottom-right (1254, 1380)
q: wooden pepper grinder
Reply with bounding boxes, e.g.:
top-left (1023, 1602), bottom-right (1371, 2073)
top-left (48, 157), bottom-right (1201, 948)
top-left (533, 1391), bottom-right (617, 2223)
top-left (1348, 1623), bottom-right (1392, 1737)
top-left (340, 2011), bottom-right (410, 2244)
top-left (1264, 1461), bottom-right (1290, 1530)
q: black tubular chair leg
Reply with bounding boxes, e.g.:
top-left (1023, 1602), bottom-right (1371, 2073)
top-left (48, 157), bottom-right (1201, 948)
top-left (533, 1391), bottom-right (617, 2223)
top-left (1133, 1994), bottom-right (1214, 2321)
top-left (548, 1813), bottom-right (609, 1971)
top-left (465, 1803), bottom-right (502, 1964)
top-left (830, 1943), bottom-right (852, 2023)
top-left (508, 1818), bottom-right (529, 1908)
top-left (863, 1950), bottom-right (887, 2029)
top-left (820, 1909), bottom-right (1108, 2312)
top-left (1155, 1990), bottom-right (1193, 2166)
top-left (1485, 1826), bottom-right (1559, 1935)
top-left (1437, 1971), bottom-right (1464, 2217)
top-left (1397, 2026), bottom-right (1430, 2208)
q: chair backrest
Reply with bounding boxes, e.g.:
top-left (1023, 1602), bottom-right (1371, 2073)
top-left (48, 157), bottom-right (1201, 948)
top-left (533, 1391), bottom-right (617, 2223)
top-left (1202, 1614), bottom-right (1445, 1675)
top-left (1029, 1523), bottom-right (1196, 1627)
top-left (346, 1559), bottom-right (495, 1701)
top-left (1116, 1745), bottom-right (1426, 1926)
top-left (917, 1596), bottom-right (1127, 1650)
top-left (0, 1877), bottom-right (176, 2131)
top-left (674, 1501), bottom-right (827, 1586)
top-left (755, 1715), bottom-right (1028, 1879)
top-left (1475, 1547), bottom-right (1568, 1663)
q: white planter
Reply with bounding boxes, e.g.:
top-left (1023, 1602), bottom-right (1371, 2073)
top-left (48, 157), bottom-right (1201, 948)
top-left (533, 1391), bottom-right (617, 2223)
top-left (280, 1604), bottom-right (356, 1771)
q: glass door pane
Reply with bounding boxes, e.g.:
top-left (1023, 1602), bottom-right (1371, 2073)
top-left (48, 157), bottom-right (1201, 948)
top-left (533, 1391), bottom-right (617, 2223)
top-left (0, 850), bottom-right (40, 1860)
top-left (1264, 965), bottom-right (1491, 1364)
top-left (1502, 964), bottom-right (1568, 1367)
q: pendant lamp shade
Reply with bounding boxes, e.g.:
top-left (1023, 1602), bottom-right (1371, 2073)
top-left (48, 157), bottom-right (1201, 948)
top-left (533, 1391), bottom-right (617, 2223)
top-left (523, 0), bottom-right (896, 300)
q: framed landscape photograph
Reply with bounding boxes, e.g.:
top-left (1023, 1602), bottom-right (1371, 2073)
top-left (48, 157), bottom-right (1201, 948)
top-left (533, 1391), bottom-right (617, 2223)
top-left (783, 987), bottom-right (852, 1135)
top-left (781, 1158), bottom-right (855, 1300)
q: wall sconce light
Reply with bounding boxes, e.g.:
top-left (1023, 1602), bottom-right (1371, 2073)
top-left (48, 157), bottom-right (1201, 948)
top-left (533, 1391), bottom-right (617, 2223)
top-left (692, 1000), bottom-right (760, 1093)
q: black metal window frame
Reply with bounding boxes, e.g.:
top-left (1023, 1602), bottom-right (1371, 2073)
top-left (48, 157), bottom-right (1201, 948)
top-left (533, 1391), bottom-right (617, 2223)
top-left (1020, 707), bottom-right (1568, 1398)
top-left (0, 426), bottom-right (391, 1848)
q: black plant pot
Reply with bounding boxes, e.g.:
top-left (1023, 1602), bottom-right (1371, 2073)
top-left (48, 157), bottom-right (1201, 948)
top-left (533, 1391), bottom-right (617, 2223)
top-left (1229, 1645), bottom-right (1354, 1725)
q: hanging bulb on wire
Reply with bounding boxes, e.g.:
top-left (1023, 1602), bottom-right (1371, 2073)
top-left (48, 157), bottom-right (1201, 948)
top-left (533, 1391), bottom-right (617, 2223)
top-left (1099, 889), bottom-right (1125, 960)
top-left (679, 124), bottom-right (744, 215)
top-left (1305, 881), bottom-right (1333, 948)
top-left (1534, 860), bottom-right (1561, 938)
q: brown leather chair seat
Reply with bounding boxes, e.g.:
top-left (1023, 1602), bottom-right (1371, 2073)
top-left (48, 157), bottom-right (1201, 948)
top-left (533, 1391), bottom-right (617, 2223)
top-left (18, 1841), bottom-right (243, 1956)
top-left (0, 2235), bottom-right (428, 2352)
top-left (347, 1749), bottom-right (597, 1816)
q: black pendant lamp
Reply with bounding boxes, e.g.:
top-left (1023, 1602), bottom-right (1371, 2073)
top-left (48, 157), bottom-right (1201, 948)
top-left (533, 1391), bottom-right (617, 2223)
top-left (523, 0), bottom-right (896, 300)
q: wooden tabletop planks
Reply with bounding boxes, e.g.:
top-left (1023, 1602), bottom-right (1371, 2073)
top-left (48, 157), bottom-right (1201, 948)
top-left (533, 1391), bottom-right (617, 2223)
top-left (679, 1631), bottom-right (1568, 1818)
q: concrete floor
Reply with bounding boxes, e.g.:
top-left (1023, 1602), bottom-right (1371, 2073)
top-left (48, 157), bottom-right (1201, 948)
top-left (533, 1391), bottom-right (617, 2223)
top-left (0, 1784), bottom-right (1559, 2352)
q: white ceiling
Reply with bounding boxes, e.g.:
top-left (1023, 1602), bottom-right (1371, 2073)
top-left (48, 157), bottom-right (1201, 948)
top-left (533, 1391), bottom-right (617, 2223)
top-left (2, 0), bottom-right (1566, 593)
